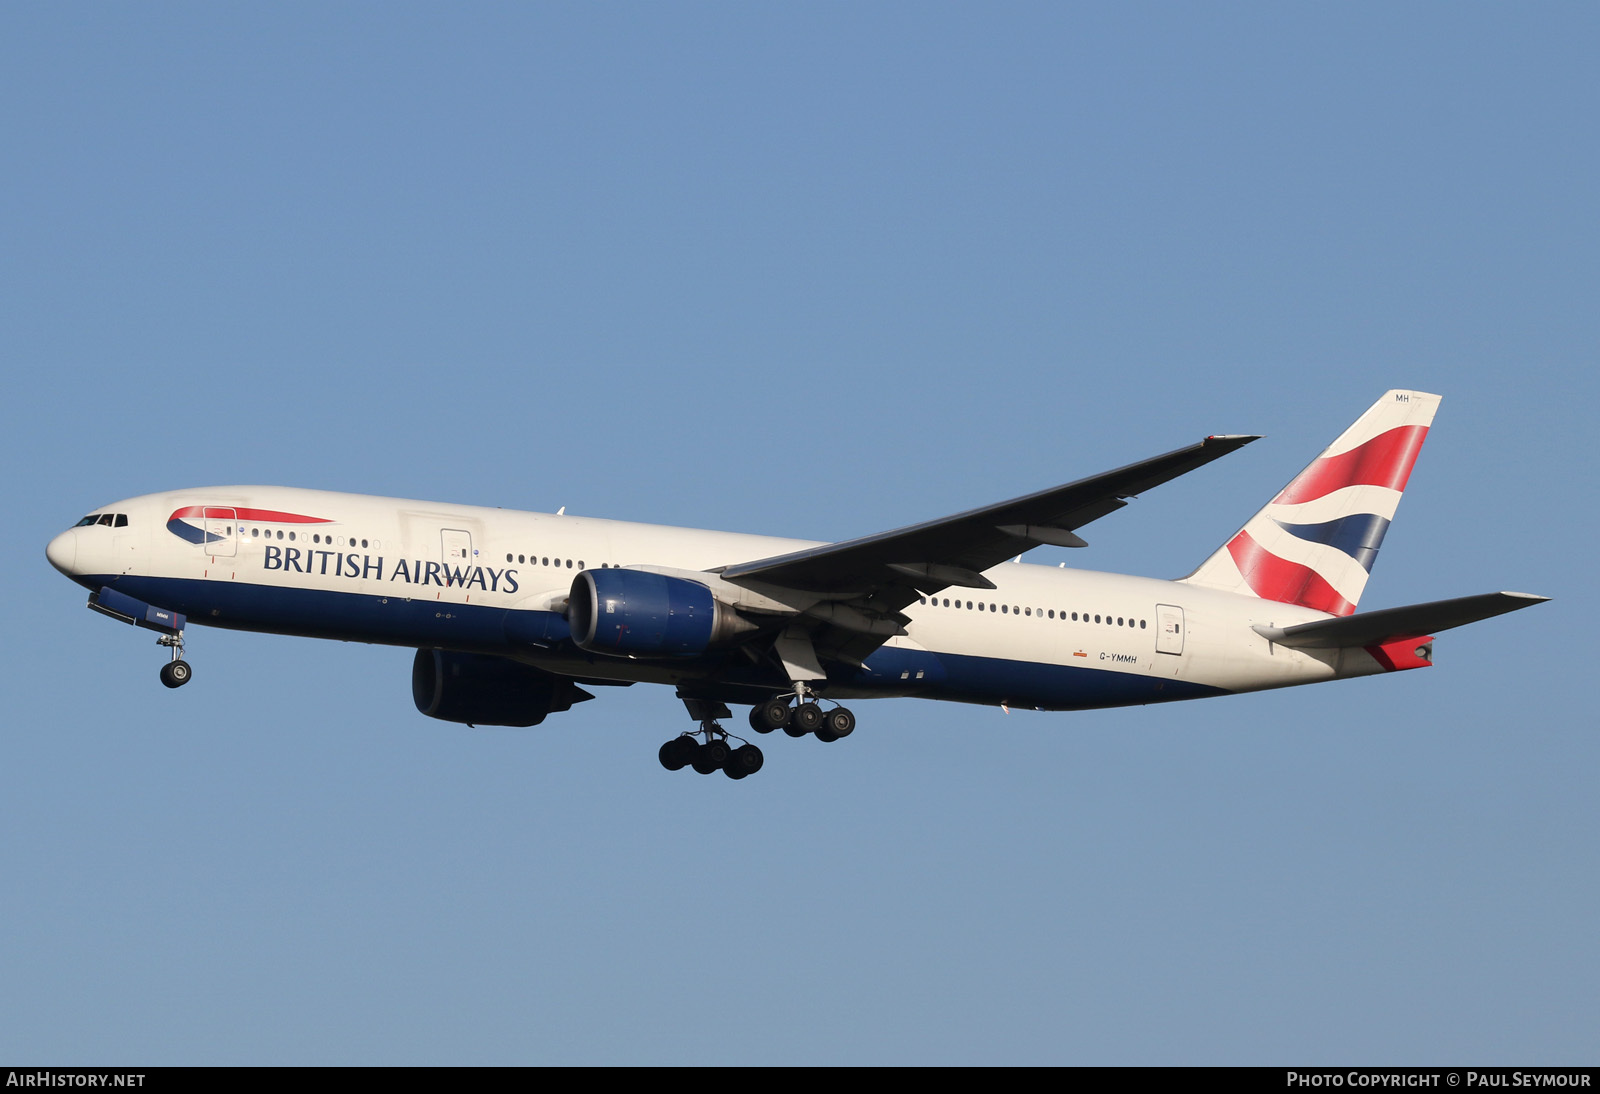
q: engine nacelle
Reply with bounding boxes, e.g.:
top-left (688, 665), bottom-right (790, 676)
top-left (411, 649), bottom-right (592, 727)
top-left (568, 568), bottom-right (752, 658)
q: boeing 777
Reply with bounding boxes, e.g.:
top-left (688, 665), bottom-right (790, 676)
top-left (46, 390), bottom-right (1546, 778)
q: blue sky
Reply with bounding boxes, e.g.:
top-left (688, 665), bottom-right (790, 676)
top-left (2, 3), bottom-right (1594, 1064)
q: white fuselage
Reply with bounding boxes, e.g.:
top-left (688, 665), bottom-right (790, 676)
top-left (48, 486), bottom-right (1389, 713)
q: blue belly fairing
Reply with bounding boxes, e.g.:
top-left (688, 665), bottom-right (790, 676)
top-left (86, 574), bottom-right (1229, 711)
top-left (841, 644), bottom-right (1226, 710)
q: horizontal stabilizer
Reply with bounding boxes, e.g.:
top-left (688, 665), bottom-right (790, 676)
top-left (1253, 591), bottom-right (1549, 649)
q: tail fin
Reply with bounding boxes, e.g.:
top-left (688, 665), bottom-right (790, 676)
top-left (1180, 390), bottom-right (1441, 616)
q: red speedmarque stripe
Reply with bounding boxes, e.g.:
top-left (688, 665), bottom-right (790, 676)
top-left (1226, 532), bottom-right (1355, 616)
top-left (169, 506), bottom-right (333, 524)
top-left (1273, 425), bottom-right (1429, 506)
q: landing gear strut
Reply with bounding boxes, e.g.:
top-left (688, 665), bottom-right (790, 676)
top-left (157, 632), bottom-right (191, 689)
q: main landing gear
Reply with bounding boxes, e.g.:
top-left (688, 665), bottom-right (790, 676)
top-left (747, 692), bottom-right (856, 743)
top-left (661, 696), bottom-right (764, 779)
top-left (157, 632), bottom-right (192, 689)
top-left (661, 689), bottom-right (856, 778)
top-left (658, 731), bottom-right (764, 780)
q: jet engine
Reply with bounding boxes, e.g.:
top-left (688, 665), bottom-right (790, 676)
top-left (567, 568), bottom-right (753, 658)
top-left (411, 649), bottom-right (593, 727)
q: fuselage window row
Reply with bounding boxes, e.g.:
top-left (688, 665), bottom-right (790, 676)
top-left (232, 528), bottom-right (372, 548)
top-left (918, 596), bottom-right (1147, 629)
top-left (506, 554), bottom-right (585, 569)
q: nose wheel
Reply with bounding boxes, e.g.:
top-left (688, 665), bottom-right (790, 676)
top-left (157, 633), bottom-right (192, 689)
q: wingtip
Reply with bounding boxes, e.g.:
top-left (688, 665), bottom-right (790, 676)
top-left (1204, 434), bottom-right (1263, 446)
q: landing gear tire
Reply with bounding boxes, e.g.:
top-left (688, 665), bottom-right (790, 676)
top-left (790, 701), bottom-right (824, 736)
top-left (692, 739), bottom-right (730, 775)
top-left (659, 736), bottom-right (696, 771)
top-left (723, 744), bottom-right (764, 780)
top-left (755, 699), bottom-right (790, 733)
top-left (823, 707), bottom-right (855, 739)
top-left (160, 660), bottom-right (192, 689)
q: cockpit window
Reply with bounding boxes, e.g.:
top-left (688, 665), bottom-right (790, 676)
top-left (73, 513), bottom-right (128, 528)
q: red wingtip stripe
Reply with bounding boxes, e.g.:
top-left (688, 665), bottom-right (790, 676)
top-left (1226, 532), bottom-right (1356, 616)
top-left (1273, 425), bottom-right (1429, 506)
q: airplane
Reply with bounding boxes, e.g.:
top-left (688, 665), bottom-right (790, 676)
top-left (46, 390), bottom-right (1546, 779)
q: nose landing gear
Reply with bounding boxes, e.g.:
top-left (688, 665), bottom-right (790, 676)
top-left (157, 632), bottom-right (191, 689)
top-left (85, 587), bottom-right (193, 690)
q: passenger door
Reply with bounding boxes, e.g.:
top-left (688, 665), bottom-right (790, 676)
top-left (1155, 604), bottom-right (1185, 655)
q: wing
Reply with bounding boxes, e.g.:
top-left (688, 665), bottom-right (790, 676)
top-left (722, 434), bottom-right (1258, 595)
top-left (716, 434), bottom-right (1258, 667)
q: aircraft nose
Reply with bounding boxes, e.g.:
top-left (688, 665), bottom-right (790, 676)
top-left (46, 529), bottom-right (78, 575)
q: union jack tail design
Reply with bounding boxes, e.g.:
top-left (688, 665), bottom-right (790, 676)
top-left (1180, 390), bottom-right (1441, 616)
